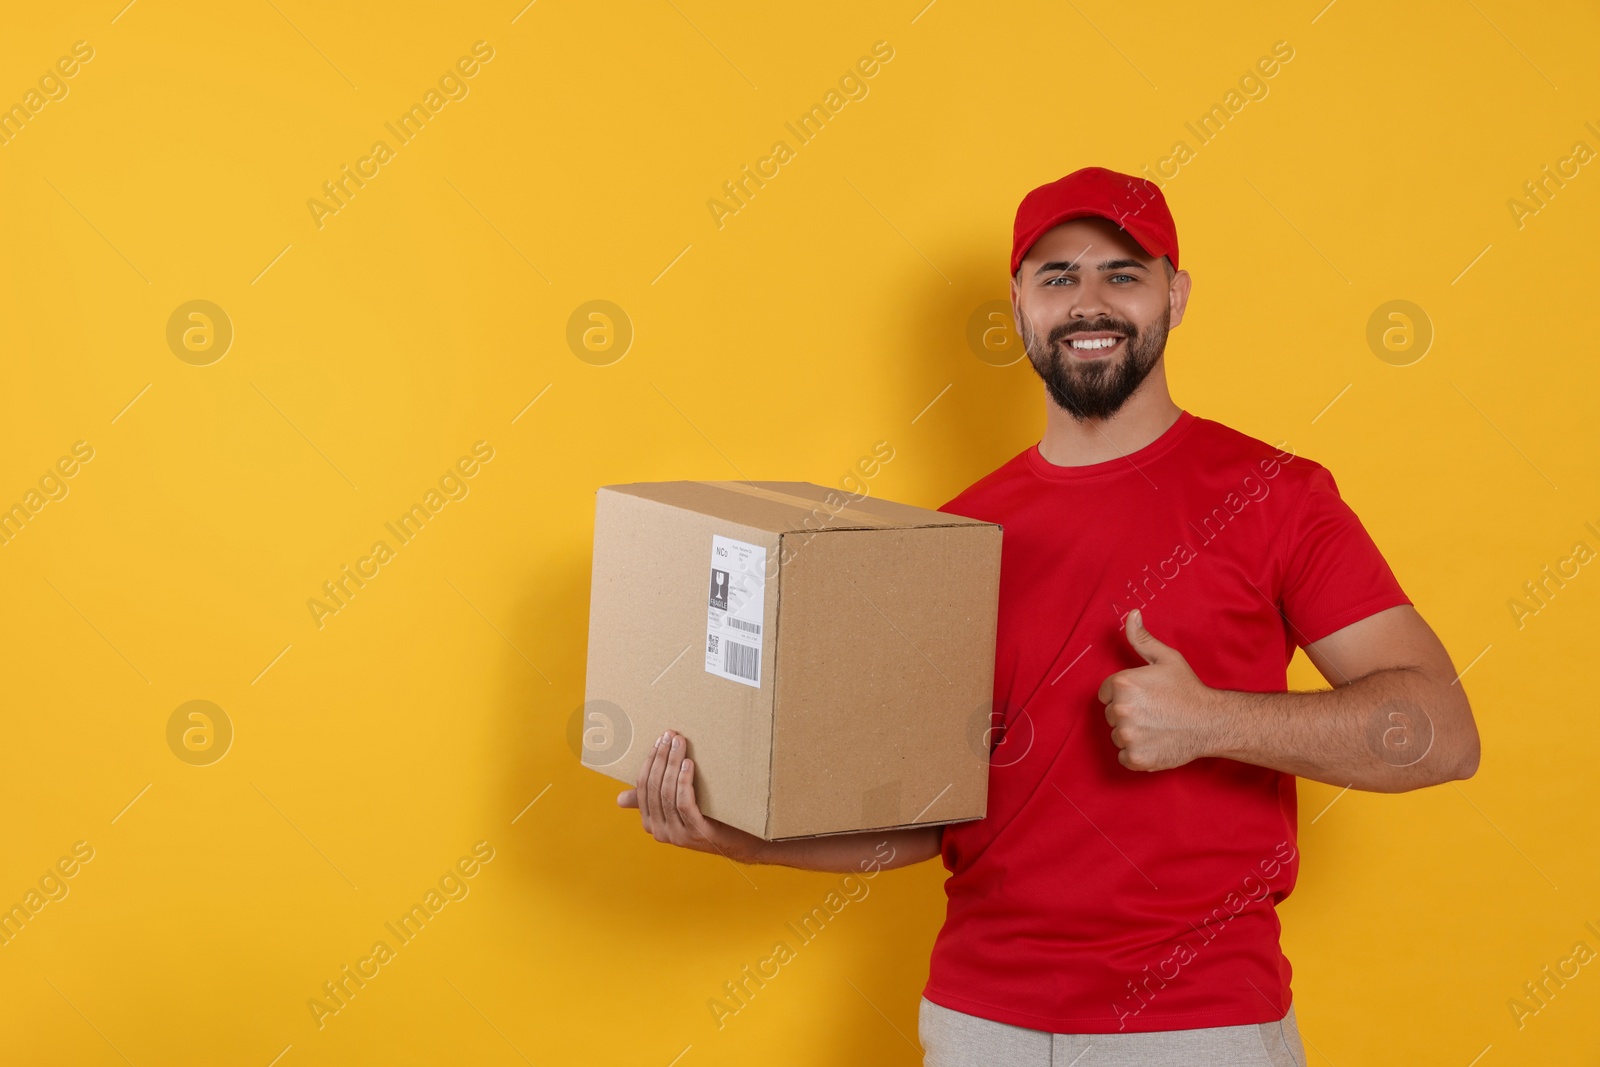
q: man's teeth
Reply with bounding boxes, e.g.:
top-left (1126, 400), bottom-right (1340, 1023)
top-left (1069, 336), bottom-right (1121, 350)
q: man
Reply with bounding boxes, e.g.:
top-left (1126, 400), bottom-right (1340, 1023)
top-left (618, 166), bottom-right (1480, 1065)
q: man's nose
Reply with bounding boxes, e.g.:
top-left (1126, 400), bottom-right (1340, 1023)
top-left (1069, 295), bottom-right (1106, 320)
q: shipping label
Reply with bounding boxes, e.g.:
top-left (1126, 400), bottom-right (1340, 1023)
top-left (705, 534), bottom-right (766, 688)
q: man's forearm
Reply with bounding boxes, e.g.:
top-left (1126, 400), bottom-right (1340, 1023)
top-left (748, 824), bottom-right (941, 873)
top-left (1203, 666), bottom-right (1477, 791)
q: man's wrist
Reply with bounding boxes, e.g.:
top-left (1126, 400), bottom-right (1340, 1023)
top-left (1200, 684), bottom-right (1249, 761)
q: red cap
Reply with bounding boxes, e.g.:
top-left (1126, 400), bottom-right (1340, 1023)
top-left (1011, 166), bottom-right (1179, 277)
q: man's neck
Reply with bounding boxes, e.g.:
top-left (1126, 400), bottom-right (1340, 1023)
top-left (1036, 369), bottom-right (1184, 468)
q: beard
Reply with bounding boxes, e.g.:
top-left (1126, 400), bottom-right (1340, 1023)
top-left (1018, 304), bottom-right (1170, 421)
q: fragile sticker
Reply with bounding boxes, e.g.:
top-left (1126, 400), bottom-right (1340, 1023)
top-left (705, 534), bottom-right (766, 688)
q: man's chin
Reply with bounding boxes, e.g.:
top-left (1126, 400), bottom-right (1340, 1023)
top-left (1047, 355), bottom-right (1123, 388)
top-left (1039, 362), bottom-right (1146, 420)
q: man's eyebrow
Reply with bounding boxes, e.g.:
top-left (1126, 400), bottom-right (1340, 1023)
top-left (1033, 258), bottom-right (1150, 276)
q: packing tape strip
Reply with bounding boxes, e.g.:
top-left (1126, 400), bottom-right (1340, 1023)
top-left (693, 480), bottom-right (901, 528)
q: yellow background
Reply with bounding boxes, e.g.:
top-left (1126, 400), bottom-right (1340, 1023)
top-left (1, 1), bottom-right (1596, 1063)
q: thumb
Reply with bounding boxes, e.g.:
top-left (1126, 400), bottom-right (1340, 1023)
top-left (1125, 608), bottom-right (1174, 665)
top-left (617, 788), bottom-right (638, 809)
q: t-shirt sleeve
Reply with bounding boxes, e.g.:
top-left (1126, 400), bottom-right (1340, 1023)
top-left (1277, 464), bottom-right (1412, 647)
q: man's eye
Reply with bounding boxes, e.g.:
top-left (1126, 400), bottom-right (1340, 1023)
top-left (1112, 273), bottom-right (1137, 282)
top-left (1045, 275), bottom-right (1073, 286)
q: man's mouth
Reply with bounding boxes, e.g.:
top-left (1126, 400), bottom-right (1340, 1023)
top-left (1061, 331), bottom-right (1126, 358)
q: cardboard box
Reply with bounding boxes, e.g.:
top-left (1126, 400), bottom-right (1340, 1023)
top-left (581, 479), bottom-right (1002, 841)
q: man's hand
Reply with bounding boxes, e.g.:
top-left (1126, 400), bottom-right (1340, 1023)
top-left (617, 729), bottom-right (770, 864)
top-left (1097, 609), bottom-right (1225, 772)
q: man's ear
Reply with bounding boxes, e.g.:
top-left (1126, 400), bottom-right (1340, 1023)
top-left (1167, 267), bottom-right (1191, 330)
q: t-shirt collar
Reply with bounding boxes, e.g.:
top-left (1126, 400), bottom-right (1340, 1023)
top-left (1023, 409), bottom-right (1197, 482)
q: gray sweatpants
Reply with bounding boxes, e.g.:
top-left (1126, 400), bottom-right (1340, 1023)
top-left (919, 996), bottom-right (1307, 1066)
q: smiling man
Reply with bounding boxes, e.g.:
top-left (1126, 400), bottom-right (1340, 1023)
top-left (619, 166), bottom-right (1480, 1066)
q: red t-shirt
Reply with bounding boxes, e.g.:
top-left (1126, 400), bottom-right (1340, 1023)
top-left (923, 409), bottom-right (1411, 1034)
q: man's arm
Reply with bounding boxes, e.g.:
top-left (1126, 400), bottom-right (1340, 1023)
top-left (749, 825), bottom-right (944, 873)
top-left (1100, 606), bottom-right (1480, 792)
top-left (618, 727), bottom-right (946, 870)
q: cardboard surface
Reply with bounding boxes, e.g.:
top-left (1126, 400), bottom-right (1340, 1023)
top-left (581, 481), bottom-right (1003, 840)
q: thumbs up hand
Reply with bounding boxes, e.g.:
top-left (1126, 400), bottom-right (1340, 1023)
top-left (1097, 609), bottom-right (1224, 772)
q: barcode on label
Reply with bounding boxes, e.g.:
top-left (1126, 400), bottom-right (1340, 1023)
top-left (726, 617), bottom-right (761, 636)
top-left (724, 640), bottom-right (758, 681)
